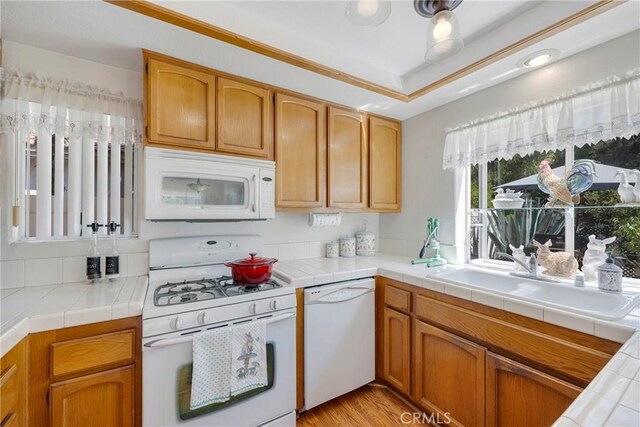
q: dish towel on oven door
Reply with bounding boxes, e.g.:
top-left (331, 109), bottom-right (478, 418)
top-left (190, 328), bottom-right (232, 409)
top-left (230, 320), bottom-right (268, 396)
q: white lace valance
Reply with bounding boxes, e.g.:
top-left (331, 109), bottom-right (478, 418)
top-left (442, 68), bottom-right (640, 169)
top-left (0, 68), bottom-right (142, 145)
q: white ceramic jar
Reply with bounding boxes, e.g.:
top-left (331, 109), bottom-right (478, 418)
top-left (339, 236), bottom-right (356, 257)
top-left (356, 226), bottom-right (375, 256)
top-left (598, 254), bottom-right (623, 293)
top-left (326, 241), bottom-right (339, 258)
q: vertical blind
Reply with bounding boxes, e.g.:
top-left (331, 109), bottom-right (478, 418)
top-left (1, 69), bottom-right (142, 240)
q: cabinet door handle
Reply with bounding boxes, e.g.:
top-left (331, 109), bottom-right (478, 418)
top-left (0, 364), bottom-right (17, 387)
top-left (1, 412), bottom-right (16, 427)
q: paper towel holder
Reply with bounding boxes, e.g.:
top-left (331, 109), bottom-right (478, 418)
top-left (308, 212), bottom-right (342, 227)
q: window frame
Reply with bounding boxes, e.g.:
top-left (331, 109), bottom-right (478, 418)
top-left (466, 144), bottom-right (640, 284)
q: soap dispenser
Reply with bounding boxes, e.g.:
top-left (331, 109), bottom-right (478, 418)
top-left (597, 253), bottom-right (623, 293)
top-left (105, 222), bottom-right (121, 282)
top-left (86, 222), bottom-right (102, 284)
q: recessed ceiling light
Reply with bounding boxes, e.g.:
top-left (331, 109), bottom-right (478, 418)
top-left (518, 49), bottom-right (560, 69)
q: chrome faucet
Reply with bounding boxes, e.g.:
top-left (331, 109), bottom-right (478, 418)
top-left (496, 252), bottom-right (537, 277)
top-left (495, 252), bottom-right (558, 283)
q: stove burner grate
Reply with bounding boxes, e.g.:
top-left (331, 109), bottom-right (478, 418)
top-left (154, 276), bottom-right (283, 306)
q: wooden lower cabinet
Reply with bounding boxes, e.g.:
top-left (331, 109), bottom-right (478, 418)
top-left (376, 278), bottom-right (615, 427)
top-left (382, 307), bottom-right (411, 395)
top-left (413, 320), bottom-right (485, 427)
top-left (50, 366), bottom-right (135, 427)
top-left (486, 353), bottom-right (582, 427)
top-left (0, 338), bottom-right (27, 427)
top-left (29, 317), bottom-right (141, 427)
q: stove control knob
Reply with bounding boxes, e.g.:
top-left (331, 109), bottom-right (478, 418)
top-left (270, 300), bottom-right (278, 310)
top-left (170, 316), bottom-right (184, 330)
top-left (197, 312), bottom-right (208, 325)
top-left (250, 303), bottom-right (258, 315)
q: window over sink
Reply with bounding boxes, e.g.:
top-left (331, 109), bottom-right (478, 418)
top-left (469, 134), bottom-right (640, 279)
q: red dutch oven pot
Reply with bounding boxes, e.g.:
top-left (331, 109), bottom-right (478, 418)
top-left (224, 253), bottom-right (278, 285)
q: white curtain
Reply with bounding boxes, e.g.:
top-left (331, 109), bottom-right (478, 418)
top-left (442, 68), bottom-right (640, 169)
top-left (0, 68), bottom-right (142, 240)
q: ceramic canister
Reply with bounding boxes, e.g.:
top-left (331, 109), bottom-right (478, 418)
top-left (356, 230), bottom-right (376, 256)
top-left (598, 254), bottom-right (623, 293)
top-left (339, 237), bottom-right (356, 257)
top-left (326, 241), bottom-right (339, 258)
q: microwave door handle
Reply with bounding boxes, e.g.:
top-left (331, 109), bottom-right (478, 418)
top-left (252, 174), bottom-right (257, 213)
top-left (143, 311), bottom-right (295, 348)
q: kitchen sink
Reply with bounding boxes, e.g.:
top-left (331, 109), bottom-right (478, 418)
top-left (430, 267), bottom-right (639, 321)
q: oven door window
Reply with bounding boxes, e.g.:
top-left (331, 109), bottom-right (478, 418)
top-left (160, 175), bottom-right (248, 209)
top-left (177, 343), bottom-right (275, 420)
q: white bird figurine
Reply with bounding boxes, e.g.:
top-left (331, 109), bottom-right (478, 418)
top-left (615, 169), bottom-right (635, 204)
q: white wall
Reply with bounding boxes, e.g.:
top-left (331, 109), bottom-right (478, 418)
top-left (379, 30), bottom-right (640, 262)
top-left (0, 41), bottom-right (379, 288)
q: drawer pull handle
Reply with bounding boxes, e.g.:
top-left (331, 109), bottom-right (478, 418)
top-left (1, 412), bottom-right (16, 427)
top-left (0, 364), bottom-right (17, 387)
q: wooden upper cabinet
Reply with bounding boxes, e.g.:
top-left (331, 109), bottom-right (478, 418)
top-left (327, 107), bottom-right (368, 209)
top-left (275, 94), bottom-right (326, 208)
top-left (486, 352), bottom-right (581, 427)
top-left (147, 58), bottom-right (216, 149)
top-left (216, 77), bottom-right (273, 159)
top-left (50, 366), bottom-right (135, 427)
top-left (369, 116), bottom-right (401, 212)
top-left (382, 307), bottom-right (411, 396)
top-left (413, 320), bottom-right (486, 427)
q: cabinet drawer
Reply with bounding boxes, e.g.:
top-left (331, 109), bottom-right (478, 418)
top-left (384, 285), bottom-right (411, 313)
top-left (0, 364), bottom-right (19, 422)
top-left (51, 329), bottom-right (135, 378)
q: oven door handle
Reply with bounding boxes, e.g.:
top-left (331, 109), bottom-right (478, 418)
top-left (143, 311), bottom-right (295, 348)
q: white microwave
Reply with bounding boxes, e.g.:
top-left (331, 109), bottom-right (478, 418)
top-left (144, 147), bottom-right (275, 221)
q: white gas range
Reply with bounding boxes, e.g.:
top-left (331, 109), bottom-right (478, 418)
top-left (142, 235), bottom-right (296, 427)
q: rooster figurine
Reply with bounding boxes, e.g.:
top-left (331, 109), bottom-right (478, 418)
top-left (536, 159), bottom-right (597, 207)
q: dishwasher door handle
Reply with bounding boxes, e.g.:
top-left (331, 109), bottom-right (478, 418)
top-left (310, 287), bottom-right (373, 304)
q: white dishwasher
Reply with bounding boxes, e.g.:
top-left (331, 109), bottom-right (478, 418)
top-left (303, 278), bottom-right (375, 410)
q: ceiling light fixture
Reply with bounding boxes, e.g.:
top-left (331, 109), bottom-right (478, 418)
top-left (518, 49), bottom-right (559, 69)
top-left (346, 0), bottom-right (391, 28)
top-left (415, 0), bottom-right (464, 64)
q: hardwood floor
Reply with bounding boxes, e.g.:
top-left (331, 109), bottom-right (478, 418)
top-left (297, 384), bottom-right (417, 426)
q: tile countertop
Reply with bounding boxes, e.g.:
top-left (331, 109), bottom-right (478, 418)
top-left (274, 254), bottom-right (640, 426)
top-left (0, 275), bottom-right (148, 357)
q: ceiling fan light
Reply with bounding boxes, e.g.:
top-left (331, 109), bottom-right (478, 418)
top-left (346, 0), bottom-right (391, 27)
top-left (425, 10), bottom-right (463, 64)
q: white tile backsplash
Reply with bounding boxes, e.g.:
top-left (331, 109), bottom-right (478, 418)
top-left (309, 241), bottom-right (324, 258)
top-left (0, 260), bottom-right (24, 289)
top-left (278, 242), bottom-right (310, 261)
top-left (25, 258), bottom-right (62, 287)
top-left (62, 256), bottom-right (87, 284)
top-left (127, 253), bottom-right (149, 276)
